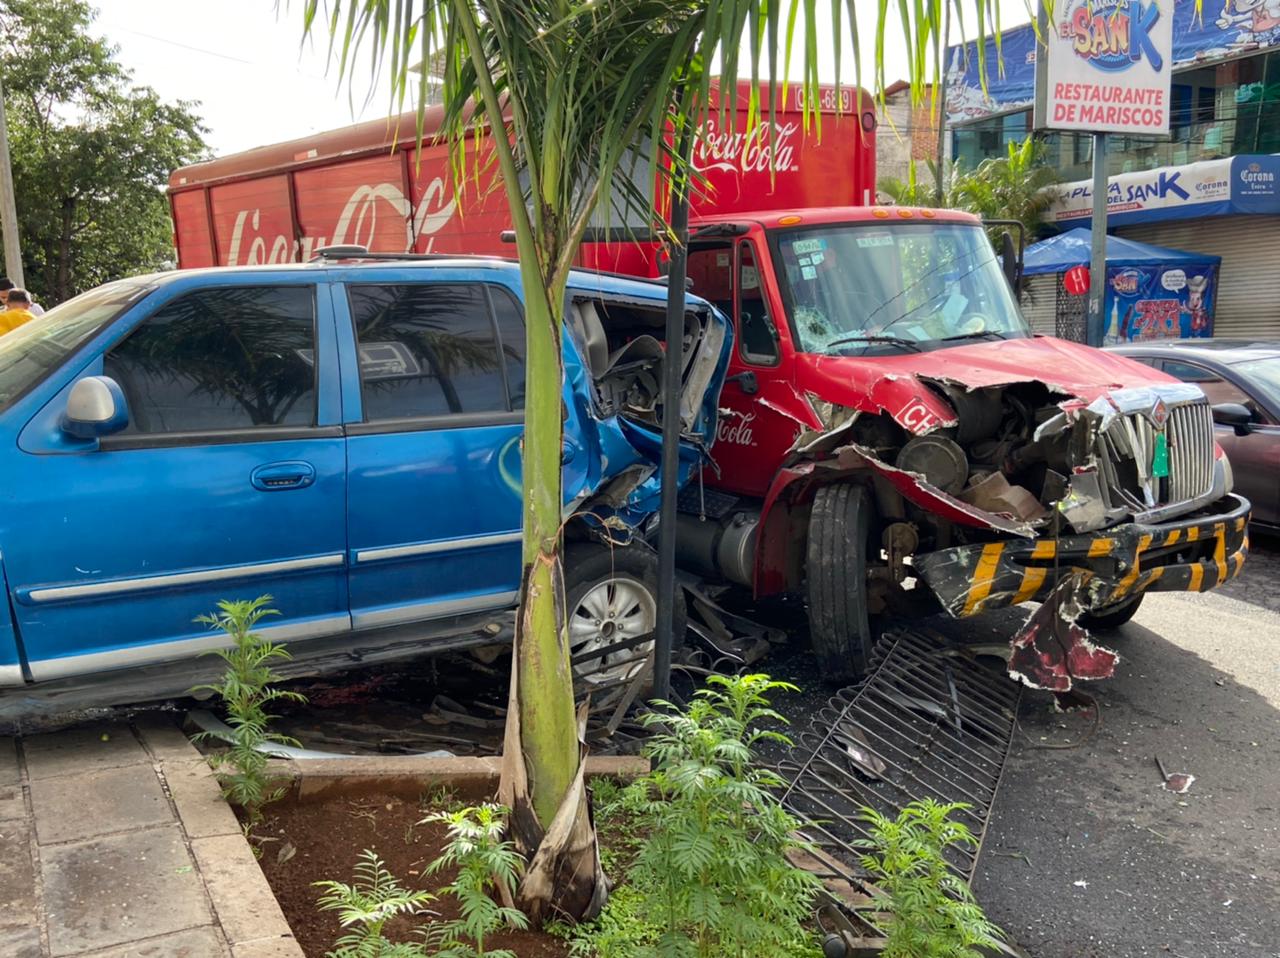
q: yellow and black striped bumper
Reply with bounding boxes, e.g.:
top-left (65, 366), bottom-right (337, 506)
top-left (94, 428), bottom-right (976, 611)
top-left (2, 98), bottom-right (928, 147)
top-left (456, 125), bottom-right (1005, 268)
top-left (914, 494), bottom-right (1252, 619)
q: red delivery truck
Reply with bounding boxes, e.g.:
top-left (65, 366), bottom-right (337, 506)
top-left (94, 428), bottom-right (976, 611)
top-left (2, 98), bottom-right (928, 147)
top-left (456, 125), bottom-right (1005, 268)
top-left (170, 83), bottom-right (1249, 690)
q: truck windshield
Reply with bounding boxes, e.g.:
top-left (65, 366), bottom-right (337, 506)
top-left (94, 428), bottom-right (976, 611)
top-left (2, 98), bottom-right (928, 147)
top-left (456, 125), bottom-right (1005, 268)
top-left (0, 280), bottom-right (153, 413)
top-left (772, 222), bottom-right (1029, 354)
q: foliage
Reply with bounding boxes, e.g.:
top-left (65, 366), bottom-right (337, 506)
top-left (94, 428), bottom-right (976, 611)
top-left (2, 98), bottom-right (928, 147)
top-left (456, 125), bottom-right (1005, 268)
top-left (314, 850), bottom-right (436, 958)
top-left (420, 804), bottom-right (528, 958)
top-left (855, 800), bottom-right (1005, 958)
top-left (611, 674), bottom-right (821, 958)
top-left (191, 596), bottom-right (306, 829)
top-left (0, 0), bottom-right (207, 304)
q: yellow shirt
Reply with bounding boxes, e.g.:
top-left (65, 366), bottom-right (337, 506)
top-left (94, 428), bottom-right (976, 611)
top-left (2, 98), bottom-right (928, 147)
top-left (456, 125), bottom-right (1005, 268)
top-left (0, 308), bottom-right (35, 335)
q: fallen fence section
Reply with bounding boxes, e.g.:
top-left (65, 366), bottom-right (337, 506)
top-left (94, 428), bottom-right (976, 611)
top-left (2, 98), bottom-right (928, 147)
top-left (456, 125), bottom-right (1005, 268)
top-left (777, 628), bottom-right (1021, 937)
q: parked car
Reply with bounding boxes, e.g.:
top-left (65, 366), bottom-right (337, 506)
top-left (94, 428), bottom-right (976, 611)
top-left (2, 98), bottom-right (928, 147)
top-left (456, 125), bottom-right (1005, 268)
top-left (0, 254), bottom-right (731, 718)
top-left (1109, 340), bottom-right (1280, 529)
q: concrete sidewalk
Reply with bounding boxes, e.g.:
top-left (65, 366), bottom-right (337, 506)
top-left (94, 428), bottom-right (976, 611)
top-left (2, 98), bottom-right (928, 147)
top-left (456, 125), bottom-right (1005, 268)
top-left (0, 718), bottom-right (304, 958)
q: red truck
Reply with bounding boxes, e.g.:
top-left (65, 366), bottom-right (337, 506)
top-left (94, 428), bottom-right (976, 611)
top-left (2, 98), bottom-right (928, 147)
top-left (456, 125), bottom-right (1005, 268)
top-left (170, 83), bottom-right (1249, 689)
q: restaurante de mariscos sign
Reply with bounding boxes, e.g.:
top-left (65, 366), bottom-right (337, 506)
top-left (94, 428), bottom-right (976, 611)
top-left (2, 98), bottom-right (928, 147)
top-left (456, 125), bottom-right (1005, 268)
top-left (1035, 0), bottom-right (1174, 135)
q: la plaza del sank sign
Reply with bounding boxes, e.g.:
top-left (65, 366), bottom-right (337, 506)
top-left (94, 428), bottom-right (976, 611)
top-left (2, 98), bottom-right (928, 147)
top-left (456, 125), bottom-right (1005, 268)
top-left (1035, 0), bottom-right (1174, 135)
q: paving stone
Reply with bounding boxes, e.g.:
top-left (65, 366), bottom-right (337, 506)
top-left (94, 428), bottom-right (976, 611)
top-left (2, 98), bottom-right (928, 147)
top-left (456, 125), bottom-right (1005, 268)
top-left (24, 725), bottom-right (149, 781)
top-left (77, 925), bottom-right (228, 957)
top-left (164, 761), bottom-right (241, 839)
top-left (42, 824), bottom-right (210, 957)
top-left (30, 764), bottom-right (172, 845)
top-left (0, 737), bottom-right (18, 785)
top-left (133, 717), bottom-right (203, 764)
top-left (0, 781), bottom-right (23, 822)
top-left (0, 819), bottom-right (40, 955)
top-left (231, 937), bottom-right (306, 958)
top-left (191, 835), bottom-right (293, 946)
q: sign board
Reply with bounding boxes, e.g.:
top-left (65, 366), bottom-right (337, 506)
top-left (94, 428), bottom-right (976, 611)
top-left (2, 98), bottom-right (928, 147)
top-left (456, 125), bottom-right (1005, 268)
top-left (1101, 263), bottom-right (1218, 342)
top-left (1034, 0), bottom-right (1175, 135)
top-left (1063, 264), bottom-right (1091, 294)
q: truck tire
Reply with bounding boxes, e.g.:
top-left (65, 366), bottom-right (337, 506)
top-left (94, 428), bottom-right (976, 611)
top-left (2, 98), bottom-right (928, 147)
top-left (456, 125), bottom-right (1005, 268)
top-left (1078, 592), bottom-right (1144, 631)
top-left (562, 543), bottom-right (686, 690)
top-left (807, 483), bottom-right (876, 684)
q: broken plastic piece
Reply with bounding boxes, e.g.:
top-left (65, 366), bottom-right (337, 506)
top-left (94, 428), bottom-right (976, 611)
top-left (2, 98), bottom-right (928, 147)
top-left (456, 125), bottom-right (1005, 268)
top-left (960, 472), bottom-right (1047, 521)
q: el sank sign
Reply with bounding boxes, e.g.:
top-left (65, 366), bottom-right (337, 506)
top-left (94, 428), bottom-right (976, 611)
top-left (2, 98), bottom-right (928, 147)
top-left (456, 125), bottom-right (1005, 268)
top-left (1034, 0), bottom-right (1173, 135)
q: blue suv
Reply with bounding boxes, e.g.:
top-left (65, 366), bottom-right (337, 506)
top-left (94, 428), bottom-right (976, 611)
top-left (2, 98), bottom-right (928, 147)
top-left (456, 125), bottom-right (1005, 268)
top-left (0, 256), bottom-right (730, 715)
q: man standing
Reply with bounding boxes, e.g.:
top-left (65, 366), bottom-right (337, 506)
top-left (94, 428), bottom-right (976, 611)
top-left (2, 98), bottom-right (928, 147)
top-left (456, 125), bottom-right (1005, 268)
top-left (1, 287), bottom-right (37, 335)
top-left (0, 277), bottom-right (42, 316)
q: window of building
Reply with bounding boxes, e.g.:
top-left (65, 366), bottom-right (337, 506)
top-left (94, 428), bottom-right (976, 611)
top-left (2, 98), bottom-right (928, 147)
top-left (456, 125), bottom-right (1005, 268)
top-left (104, 286), bottom-right (317, 434)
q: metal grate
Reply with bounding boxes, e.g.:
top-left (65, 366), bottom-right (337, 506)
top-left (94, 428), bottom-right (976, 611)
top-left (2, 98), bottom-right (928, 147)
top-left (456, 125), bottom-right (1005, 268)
top-left (1167, 401), bottom-right (1215, 504)
top-left (776, 630), bottom-right (1020, 891)
top-left (1098, 401), bottom-right (1216, 510)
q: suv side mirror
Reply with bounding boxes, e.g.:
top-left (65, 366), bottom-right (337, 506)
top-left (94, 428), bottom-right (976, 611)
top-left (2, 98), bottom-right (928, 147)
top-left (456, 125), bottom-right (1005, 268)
top-left (62, 376), bottom-right (129, 439)
top-left (1212, 402), bottom-right (1255, 436)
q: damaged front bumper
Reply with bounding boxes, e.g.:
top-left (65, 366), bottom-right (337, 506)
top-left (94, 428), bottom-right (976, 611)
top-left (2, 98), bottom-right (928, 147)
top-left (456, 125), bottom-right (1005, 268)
top-left (914, 494), bottom-right (1251, 619)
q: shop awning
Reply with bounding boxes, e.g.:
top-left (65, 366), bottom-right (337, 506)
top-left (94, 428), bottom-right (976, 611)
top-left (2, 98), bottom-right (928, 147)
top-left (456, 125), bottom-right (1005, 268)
top-left (1024, 228), bottom-right (1221, 276)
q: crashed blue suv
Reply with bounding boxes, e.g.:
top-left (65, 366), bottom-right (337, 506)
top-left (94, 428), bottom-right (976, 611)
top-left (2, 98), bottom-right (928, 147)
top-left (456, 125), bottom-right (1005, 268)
top-left (0, 256), bottom-right (730, 714)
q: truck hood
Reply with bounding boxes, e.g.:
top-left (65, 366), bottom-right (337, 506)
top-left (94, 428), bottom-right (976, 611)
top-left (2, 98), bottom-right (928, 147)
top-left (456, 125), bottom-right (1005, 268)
top-left (794, 335), bottom-right (1174, 435)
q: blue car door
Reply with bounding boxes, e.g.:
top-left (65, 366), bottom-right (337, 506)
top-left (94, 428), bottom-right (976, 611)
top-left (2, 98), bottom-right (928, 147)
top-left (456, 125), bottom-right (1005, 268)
top-left (4, 275), bottom-right (350, 680)
top-left (334, 269), bottom-right (544, 631)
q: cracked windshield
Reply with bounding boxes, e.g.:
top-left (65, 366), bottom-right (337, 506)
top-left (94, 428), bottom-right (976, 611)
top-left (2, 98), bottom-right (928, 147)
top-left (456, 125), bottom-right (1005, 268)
top-left (775, 222), bottom-right (1028, 354)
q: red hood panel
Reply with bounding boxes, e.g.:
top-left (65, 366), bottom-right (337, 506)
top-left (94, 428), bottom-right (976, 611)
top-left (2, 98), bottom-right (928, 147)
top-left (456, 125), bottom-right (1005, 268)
top-left (796, 336), bottom-right (1175, 434)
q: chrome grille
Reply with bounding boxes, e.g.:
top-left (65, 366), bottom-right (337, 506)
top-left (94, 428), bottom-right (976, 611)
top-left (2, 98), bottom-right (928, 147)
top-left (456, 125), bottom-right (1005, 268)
top-left (1097, 400), bottom-right (1215, 511)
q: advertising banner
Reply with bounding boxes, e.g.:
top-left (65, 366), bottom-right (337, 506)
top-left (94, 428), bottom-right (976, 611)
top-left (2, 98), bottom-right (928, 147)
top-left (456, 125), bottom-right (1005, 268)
top-left (1035, 0), bottom-right (1175, 134)
top-left (1102, 262), bottom-right (1219, 342)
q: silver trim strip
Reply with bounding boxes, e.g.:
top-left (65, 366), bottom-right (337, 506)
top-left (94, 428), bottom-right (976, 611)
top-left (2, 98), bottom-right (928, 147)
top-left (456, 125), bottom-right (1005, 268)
top-left (0, 664), bottom-right (24, 688)
top-left (27, 553), bottom-right (347, 604)
top-left (26, 614), bottom-right (352, 682)
top-left (351, 590), bottom-right (518, 631)
top-left (355, 531), bottom-right (522, 565)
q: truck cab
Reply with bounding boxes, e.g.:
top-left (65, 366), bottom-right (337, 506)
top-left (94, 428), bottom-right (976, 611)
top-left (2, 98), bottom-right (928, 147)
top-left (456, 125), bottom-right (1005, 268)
top-left (678, 206), bottom-right (1249, 684)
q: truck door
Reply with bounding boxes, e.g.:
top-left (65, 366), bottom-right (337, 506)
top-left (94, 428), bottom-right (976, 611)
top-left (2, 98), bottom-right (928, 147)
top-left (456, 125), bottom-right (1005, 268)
top-left (333, 272), bottom-right (528, 631)
top-left (5, 277), bottom-right (350, 681)
top-left (688, 237), bottom-right (802, 498)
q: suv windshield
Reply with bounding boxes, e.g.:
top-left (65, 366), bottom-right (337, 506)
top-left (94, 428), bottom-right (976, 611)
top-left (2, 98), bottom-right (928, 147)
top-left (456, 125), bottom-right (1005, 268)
top-left (0, 280), bottom-right (153, 412)
top-left (772, 221), bottom-right (1028, 354)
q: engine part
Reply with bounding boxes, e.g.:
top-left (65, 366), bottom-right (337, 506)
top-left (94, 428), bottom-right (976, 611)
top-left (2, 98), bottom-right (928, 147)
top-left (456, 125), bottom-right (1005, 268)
top-left (936, 384), bottom-right (1004, 444)
top-left (882, 521), bottom-right (919, 584)
top-left (674, 510), bottom-right (759, 586)
top-left (894, 435), bottom-right (969, 496)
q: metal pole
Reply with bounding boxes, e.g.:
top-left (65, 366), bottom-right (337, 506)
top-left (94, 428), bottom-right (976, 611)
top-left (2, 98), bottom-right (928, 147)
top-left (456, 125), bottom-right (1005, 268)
top-left (652, 171), bottom-right (691, 703)
top-left (935, 0), bottom-right (952, 205)
top-left (0, 69), bottom-right (22, 287)
top-left (1086, 131), bottom-right (1107, 346)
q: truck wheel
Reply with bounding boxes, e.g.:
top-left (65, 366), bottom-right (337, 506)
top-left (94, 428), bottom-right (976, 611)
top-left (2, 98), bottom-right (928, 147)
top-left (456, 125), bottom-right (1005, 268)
top-left (1078, 592), bottom-right (1145, 631)
top-left (807, 483), bottom-right (876, 684)
top-left (562, 543), bottom-right (686, 690)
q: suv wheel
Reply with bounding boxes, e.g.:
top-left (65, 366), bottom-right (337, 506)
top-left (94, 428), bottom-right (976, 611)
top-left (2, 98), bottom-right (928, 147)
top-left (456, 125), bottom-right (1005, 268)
top-left (807, 483), bottom-right (876, 683)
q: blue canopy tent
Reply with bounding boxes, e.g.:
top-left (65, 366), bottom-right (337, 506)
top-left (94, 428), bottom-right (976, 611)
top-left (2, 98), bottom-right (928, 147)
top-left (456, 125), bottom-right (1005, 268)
top-left (1022, 229), bottom-right (1221, 344)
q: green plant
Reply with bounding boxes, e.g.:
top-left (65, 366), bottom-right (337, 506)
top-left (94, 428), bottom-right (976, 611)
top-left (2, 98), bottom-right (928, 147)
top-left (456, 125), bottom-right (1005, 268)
top-left (314, 850), bottom-right (436, 958)
top-left (623, 673), bottom-right (821, 958)
top-left (191, 596), bottom-right (305, 827)
top-left (855, 800), bottom-right (1005, 958)
top-left (420, 804), bottom-right (527, 958)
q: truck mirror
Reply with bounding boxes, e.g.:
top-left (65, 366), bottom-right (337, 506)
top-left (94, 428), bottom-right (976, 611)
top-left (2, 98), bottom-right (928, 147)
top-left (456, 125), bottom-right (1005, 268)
top-left (62, 376), bottom-right (130, 439)
top-left (999, 231), bottom-right (1018, 291)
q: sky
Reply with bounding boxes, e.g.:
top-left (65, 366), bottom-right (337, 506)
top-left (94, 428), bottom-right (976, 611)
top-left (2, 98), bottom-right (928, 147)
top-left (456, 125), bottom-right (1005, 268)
top-left (95, 0), bottom-right (1033, 158)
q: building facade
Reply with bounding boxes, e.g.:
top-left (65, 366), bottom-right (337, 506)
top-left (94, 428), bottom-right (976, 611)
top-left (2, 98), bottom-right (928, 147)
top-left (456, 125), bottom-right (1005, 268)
top-left (946, 1), bottom-right (1280, 340)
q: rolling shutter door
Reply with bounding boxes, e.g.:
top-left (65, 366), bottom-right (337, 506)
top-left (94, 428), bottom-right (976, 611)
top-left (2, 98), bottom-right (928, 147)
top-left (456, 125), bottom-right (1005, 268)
top-left (1117, 215), bottom-right (1280, 340)
top-left (1020, 274), bottom-right (1059, 336)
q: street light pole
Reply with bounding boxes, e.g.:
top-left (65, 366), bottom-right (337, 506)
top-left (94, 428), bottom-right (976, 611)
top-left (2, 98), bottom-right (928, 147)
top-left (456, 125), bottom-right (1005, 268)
top-left (0, 69), bottom-right (23, 287)
top-left (1087, 131), bottom-right (1108, 345)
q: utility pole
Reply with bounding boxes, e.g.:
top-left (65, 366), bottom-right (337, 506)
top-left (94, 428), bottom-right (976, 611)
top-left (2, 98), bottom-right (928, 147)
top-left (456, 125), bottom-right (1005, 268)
top-left (1087, 132), bottom-right (1107, 346)
top-left (0, 68), bottom-right (23, 287)
top-left (935, 0), bottom-right (953, 205)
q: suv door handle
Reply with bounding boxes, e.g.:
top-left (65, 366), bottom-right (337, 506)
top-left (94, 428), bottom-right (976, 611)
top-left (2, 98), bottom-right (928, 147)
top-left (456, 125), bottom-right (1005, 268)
top-left (251, 461), bottom-right (316, 491)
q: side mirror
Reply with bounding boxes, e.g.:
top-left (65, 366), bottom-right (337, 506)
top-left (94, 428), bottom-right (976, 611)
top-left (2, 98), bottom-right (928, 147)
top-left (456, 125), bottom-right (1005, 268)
top-left (1000, 231), bottom-right (1019, 291)
top-left (1212, 402), bottom-right (1254, 437)
top-left (61, 376), bottom-right (129, 439)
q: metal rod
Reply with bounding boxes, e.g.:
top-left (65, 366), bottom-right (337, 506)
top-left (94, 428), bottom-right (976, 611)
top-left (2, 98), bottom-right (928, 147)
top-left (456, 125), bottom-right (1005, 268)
top-left (1087, 131), bottom-right (1108, 346)
top-left (0, 68), bottom-right (24, 288)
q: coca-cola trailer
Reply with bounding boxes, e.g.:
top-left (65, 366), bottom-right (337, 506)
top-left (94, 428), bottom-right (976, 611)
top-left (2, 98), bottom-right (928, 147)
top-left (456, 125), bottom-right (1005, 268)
top-left (169, 84), bottom-right (1249, 692)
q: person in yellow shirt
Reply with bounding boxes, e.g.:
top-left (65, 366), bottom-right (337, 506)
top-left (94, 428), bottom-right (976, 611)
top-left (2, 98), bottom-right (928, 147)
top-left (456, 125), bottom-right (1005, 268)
top-left (1, 287), bottom-right (37, 335)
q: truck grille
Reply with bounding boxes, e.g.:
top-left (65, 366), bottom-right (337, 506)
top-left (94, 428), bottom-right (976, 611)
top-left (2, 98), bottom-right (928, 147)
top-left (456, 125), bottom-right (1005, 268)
top-left (1097, 400), bottom-right (1215, 511)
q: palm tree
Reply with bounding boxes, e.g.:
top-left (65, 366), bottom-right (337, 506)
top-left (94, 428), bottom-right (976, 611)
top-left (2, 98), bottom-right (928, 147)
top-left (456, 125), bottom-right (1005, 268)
top-left (302, 0), bottom-right (975, 925)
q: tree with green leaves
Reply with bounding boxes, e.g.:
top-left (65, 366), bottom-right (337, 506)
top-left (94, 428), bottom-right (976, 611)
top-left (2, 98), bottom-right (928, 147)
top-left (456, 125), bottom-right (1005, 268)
top-left (307, 0), bottom-right (977, 925)
top-left (0, 0), bottom-right (207, 304)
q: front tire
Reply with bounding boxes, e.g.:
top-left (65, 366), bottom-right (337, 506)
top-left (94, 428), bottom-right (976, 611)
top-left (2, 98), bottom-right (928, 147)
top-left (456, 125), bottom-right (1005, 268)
top-left (807, 483), bottom-right (876, 683)
top-left (1079, 592), bottom-right (1144, 631)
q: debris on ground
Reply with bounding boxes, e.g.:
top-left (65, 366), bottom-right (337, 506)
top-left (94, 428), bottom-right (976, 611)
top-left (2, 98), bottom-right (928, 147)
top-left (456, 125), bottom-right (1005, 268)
top-left (1155, 754), bottom-right (1196, 794)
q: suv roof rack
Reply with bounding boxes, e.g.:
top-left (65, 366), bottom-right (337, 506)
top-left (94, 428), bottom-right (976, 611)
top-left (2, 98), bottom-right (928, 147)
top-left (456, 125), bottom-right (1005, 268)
top-left (308, 245), bottom-right (503, 264)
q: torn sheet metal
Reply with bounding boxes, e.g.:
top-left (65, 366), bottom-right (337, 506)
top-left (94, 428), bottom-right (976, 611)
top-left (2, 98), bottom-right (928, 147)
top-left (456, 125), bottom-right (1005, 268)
top-left (1007, 576), bottom-right (1120, 693)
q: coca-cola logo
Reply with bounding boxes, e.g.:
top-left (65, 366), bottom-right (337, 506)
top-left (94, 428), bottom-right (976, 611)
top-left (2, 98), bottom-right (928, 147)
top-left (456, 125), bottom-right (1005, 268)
top-left (716, 411), bottom-right (757, 447)
top-left (224, 178), bottom-right (459, 266)
top-left (693, 119), bottom-right (800, 177)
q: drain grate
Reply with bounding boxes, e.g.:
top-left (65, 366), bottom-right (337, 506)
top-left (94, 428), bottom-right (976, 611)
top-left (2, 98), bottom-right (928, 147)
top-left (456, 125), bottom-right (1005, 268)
top-left (778, 629), bottom-right (1021, 894)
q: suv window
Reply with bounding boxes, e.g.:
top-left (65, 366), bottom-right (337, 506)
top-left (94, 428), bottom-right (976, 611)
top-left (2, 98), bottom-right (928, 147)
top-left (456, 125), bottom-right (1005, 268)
top-left (347, 283), bottom-right (521, 421)
top-left (104, 286), bottom-right (317, 434)
top-left (1161, 360), bottom-right (1252, 406)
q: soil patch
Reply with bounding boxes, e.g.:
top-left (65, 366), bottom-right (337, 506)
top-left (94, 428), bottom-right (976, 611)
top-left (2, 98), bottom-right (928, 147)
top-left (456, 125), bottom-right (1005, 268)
top-left (252, 790), bottom-right (570, 958)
